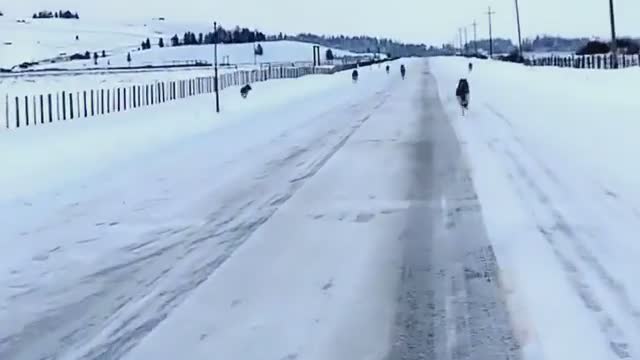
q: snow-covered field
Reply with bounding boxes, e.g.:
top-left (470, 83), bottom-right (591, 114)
top-left (35, 41), bottom-right (365, 70)
top-left (0, 18), bottom-right (161, 68)
top-left (431, 57), bottom-right (640, 359)
top-left (0, 17), bottom-right (377, 123)
top-left (0, 17), bottom-right (371, 70)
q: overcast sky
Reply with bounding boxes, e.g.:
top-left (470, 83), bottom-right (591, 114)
top-left (4, 0), bottom-right (640, 44)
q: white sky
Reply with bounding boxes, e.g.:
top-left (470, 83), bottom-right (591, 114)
top-left (4, 0), bottom-right (640, 44)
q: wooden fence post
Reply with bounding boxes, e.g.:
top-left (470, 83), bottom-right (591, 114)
top-left (24, 96), bottom-right (29, 126)
top-left (39, 95), bottom-right (44, 124)
top-left (62, 91), bottom-right (67, 120)
top-left (48, 94), bottom-right (53, 123)
top-left (106, 89), bottom-right (111, 113)
top-left (69, 92), bottom-right (74, 119)
top-left (15, 97), bottom-right (19, 128)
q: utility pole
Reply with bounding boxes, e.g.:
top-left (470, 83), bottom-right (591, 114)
top-left (464, 27), bottom-right (469, 54)
top-left (214, 21), bottom-right (220, 113)
top-left (487, 7), bottom-right (496, 58)
top-left (609, 0), bottom-right (618, 68)
top-left (514, 0), bottom-right (524, 60)
top-left (253, 30), bottom-right (258, 65)
top-left (472, 21), bottom-right (478, 55)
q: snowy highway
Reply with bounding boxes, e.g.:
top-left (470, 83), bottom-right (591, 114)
top-left (0, 60), bottom-right (520, 359)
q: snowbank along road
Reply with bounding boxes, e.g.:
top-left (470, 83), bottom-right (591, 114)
top-left (432, 57), bottom-right (640, 360)
top-left (0, 59), bottom-right (520, 359)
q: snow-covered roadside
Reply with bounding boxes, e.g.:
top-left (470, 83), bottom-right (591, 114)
top-left (0, 63), bottom-right (406, 359)
top-left (0, 66), bottom-right (237, 95)
top-left (0, 70), bottom-right (369, 201)
top-left (431, 57), bottom-right (640, 360)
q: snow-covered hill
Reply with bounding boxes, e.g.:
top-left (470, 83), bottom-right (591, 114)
top-left (0, 17), bottom-right (375, 69)
top-left (38, 41), bottom-right (368, 70)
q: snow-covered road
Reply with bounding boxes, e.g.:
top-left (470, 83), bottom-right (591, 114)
top-left (432, 57), bottom-right (640, 360)
top-left (1, 60), bottom-right (519, 360)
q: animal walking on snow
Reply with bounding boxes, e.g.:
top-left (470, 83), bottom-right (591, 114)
top-left (240, 84), bottom-right (252, 98)
top-left (456, 78), bottom-right (470, 115)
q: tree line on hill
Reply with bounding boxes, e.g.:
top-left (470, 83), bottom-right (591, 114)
top-left (279, 33), bottom-right (428, 57)
top-left (576, 38), bottom-right (640, 55)
top-left (460, 36), bottom-right (640, 56)
top-left (166, 27), bottom-right (267, 47)
top-left (145, 27), bottom-right (428, 57)
top-left (33, 10), bottom-right (79, 19)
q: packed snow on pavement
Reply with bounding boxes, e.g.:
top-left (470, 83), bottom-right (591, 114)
top-left (0, 61), bottom-right (419, 360)
top-left (431, 56), bottom-right (640, 360)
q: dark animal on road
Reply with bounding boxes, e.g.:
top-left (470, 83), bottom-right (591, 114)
top-left (456, 78), bottom-right (470, 114)
top-left (400, 64), bottom-right (406, 79)
top-left (386, 65), bottom-right (390, 74)
top-left (352, 69), bottom-right (359, 82)
top-left (240, 84), bottom-right (252, 98)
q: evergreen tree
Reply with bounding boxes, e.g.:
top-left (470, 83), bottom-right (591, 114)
top-left (232, 27), bottom-right (241, 43)
top-left (198, 33), bottom-right (204, 45)
top-left (171, 34), bottom-right (180, 47)
top-left (93, 52), bottom-right (98, 65)
top-left (127, 52), bottom-right (132, 64)
top-left (255, 43), bottom-right (264, 56)
top-left (326, 49), bottom-right (334, 60)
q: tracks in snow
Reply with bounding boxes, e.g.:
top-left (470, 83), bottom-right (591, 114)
top-left (483, 104), bottom-right (640, 359)
top-left (0, 89), bottom-right (391, 360)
